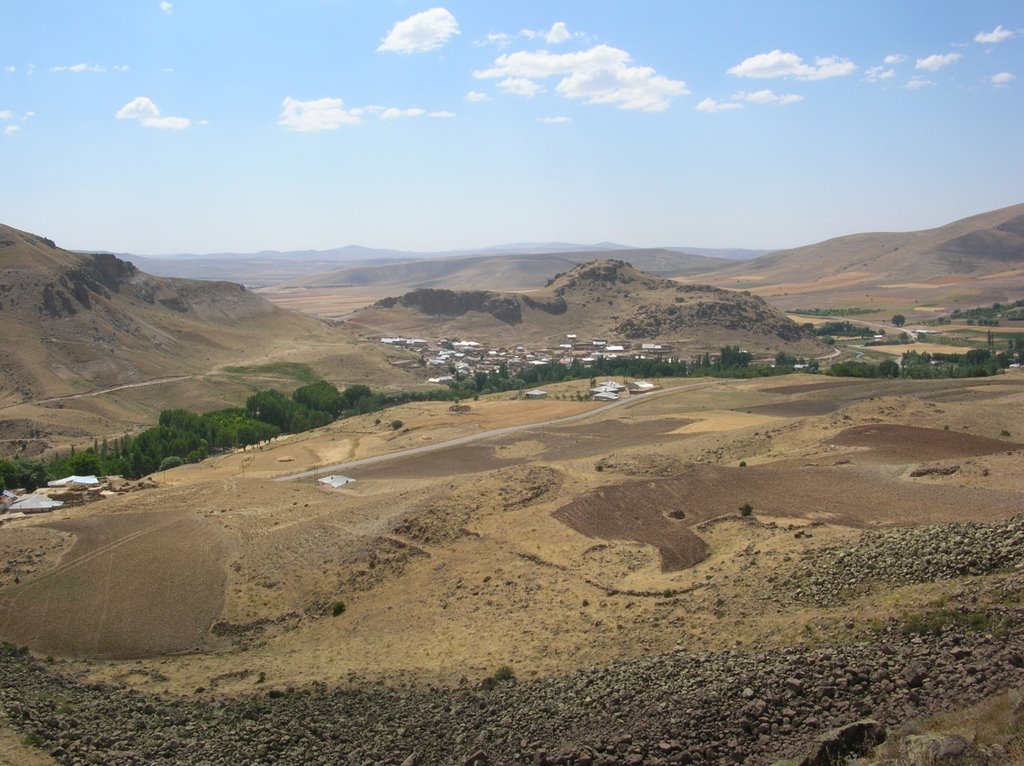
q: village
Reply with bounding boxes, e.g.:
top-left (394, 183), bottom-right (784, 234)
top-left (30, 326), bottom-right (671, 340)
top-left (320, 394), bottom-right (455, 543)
top-left (378, 332), bottom-right (673, 397)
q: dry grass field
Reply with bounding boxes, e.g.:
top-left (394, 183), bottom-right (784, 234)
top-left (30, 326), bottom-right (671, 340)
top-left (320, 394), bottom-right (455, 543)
top-left (2, 371), bottom-right (1022, 706)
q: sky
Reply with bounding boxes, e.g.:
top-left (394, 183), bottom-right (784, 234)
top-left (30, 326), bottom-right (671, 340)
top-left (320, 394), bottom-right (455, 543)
top-left (1, 1), bottom-right (1022, 254)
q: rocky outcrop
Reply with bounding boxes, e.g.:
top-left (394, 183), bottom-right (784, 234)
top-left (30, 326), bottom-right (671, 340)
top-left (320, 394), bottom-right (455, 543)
top-left (3, 616), bottom-right (1024, 765)
top-left (374, 289), bottom-right (566, 326)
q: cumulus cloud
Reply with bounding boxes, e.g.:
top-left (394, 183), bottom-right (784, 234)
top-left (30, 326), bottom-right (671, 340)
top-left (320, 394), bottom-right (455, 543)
top-left (499, 77), bottom-right (544, 97)
top-left (696, 98), bottom-right (742, 113)
top-left (537, 116), bottom-right (571, 124)
top-left (3, 65), bottom-right (14, 74)
top-left (521, 22), bottom-right (575, 44)
top-left (464, 90), bottom-right (490, 102)
top-left (905, 77), bottom-right (931, 90)
top-left (474, 44), bottom-right (688, 111)
top-left (160, 1), bottom-right (172, 14)
top-left (733, 89), bottom-right (802, 105)
top-left (990, 72), bottom-right (1016, 85)
top-left (279, 98), bottom-right (450, 129)
top-left (0, 110), bottom-right (11, 119)
top-left (883, 54), bottom-right (907, 65)
top-left (3, 125), bottom-right (18, 135)
top-left (975, 25), bottom-right (1014, 44)
top-left (116, 96), bottom-right (191, 129)
top-left (865, 65), bottom-right (896, 82)
top-left (727, 50), bottom-right (856, 80)
top-left (278, 97), bottom-right (361, 130)
top-left (474, 32), bottom-right (511, 48)
top-left (378, 8), bottom-right (459, 54)
top-left (381, 107), bottom-right (426, 119)
top-left (916, 52), bottom-right (961, 71)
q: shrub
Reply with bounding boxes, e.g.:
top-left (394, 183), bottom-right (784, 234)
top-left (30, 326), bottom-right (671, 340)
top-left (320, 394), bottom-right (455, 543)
top-left (331, 600), bottom-right (346, 617)
top-left (158, 455), bottom-right (184, 471)
top-left (492, 665), bottom-right (515, 683)
top-left (390, 420), bottom-right (403, 430)
top-left (739, 503), bottom-right (753, 516)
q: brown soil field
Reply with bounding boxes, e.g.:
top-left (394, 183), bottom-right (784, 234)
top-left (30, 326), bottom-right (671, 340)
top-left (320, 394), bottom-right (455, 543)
top-left (827, 423), bottom-right (1020, 462)
top-left (0, 511), bottom-right (228, 658)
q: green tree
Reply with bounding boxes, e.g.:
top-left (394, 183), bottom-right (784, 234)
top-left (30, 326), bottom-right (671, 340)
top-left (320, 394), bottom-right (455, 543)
top-left (891, 314), bottom-right (906, 327)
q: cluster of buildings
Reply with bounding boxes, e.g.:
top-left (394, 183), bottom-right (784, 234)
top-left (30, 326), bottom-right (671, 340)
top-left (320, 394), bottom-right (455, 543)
top-left (1, 474), bottom-right (155, 524)
top-left (378, 334), bottom-right (674, 386)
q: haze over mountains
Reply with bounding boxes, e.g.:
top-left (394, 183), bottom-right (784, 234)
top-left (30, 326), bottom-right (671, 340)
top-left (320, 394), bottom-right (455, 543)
top-left (124, 243), bottom-right (766, 288)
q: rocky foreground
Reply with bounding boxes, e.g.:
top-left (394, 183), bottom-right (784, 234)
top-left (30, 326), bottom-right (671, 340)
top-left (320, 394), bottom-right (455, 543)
top-left (2, 615), bottom-right (1024, 766)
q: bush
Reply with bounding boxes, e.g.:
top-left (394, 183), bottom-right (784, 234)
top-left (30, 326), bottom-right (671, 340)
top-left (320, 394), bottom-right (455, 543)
top-left (331, 600), bottom-right (346, 617)
top-left (390, 420), bottom-right (403, 430)
top-left (158, 455), bottom-right (184, 471)
top-left (739, 503), bottom-right (753, 516)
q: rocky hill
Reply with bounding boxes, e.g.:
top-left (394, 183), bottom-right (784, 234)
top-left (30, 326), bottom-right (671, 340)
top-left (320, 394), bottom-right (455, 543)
top-left (0, 223), bottom-right (323, 407)
top-left (348, 260), bottom-right (816, 355)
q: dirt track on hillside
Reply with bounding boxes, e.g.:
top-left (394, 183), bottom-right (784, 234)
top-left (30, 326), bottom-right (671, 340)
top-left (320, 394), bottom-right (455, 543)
top-left (0, 511), bottom-right (228, 658)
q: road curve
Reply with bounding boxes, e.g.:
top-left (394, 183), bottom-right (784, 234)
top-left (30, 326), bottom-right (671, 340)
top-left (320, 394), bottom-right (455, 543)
top-left (273, 380), bottom-right (723, 482)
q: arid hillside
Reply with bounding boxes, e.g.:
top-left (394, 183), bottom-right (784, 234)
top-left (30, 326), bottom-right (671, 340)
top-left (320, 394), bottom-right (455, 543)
top-left (692, 203), bottom-right (1024, 310)
top-left (0, 224), bottom-right (420, 454)
top-left (345, 259), bottom-right (820, 356)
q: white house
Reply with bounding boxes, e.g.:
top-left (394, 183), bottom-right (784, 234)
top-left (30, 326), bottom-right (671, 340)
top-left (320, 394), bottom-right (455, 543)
top-left (524, 389), bottom-right (549, 399)
top-left (47, 475), bottom-right (99, 487)
top-left (592, 391), bottom-right (619, 402)
top-left (318, 475), bottom-right (355, 489)
top-left (627, 380), bottom-right (659, 393)
top-left (11, 495), bottom-right (64, 512)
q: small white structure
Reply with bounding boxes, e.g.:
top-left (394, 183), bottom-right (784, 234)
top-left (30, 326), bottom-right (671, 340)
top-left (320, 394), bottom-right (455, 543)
top-left (11, 495), bottom-right (64, 512)
top-left (606, 345), bottom-right (625, 353)
top-left (318, 475), bottom-right (355, 489)
top-left (627, 380), bottom-right (660, 394)
top-left (592, 391), bottom-right (619, 402)
top-left (524, 389), bottom-right (549, 399)
top-left (597, 380), bottom-right (627, 392)
top-left (47, 475), bottom-right (99, 487)
top-left (427, 375), bottom-right (455, 384)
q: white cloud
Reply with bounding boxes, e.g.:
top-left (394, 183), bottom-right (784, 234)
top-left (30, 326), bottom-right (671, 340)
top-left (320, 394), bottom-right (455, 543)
top-left (865, 65), bottom-right (896, 82)
top-left (733, 89), bottom-right (802, 105)
top-left (990, 72), bottom-right (1016, 85)
top-left (3, 125), bottom-right (18, 135)
top-left (380, 107), bottom-right (426, 119)
top-left (883, 54), bottom-right (907, 65)
top-left (116, 96), bottom-right (191, 129)
top-left (52, 63), bottom-right (106, 73)
top-left (429, 110), bottom-right (455, 118)
top-left (696, 97), bottom-right (743, 113)
top-left (3, 66), bottom-right (14, 74)
top-left (538, 116), bottom-right (571, 124)
top-left (975, 25), bottom-right (1014, 44)
top-left (727, 50), bottom-right (856, 80)
top-left (474, 32), bottom-right (511, 48)
top-left (378, 8), bottom-right (459, 54)
top-left (546, 22), bottom-right (572, 44)
top-left (278, 97), bottom-right (361, 130)
top-left (116, 97), bottom-right (160, 120)
top-left (499, 77), bottom-right (544, 98)
top-left (905, 77), bottom-right (932, 90)
top-left (475, 44), bottom-right (688, 111)
top-left (0, 110), bottom-right (11, 119)
top-left (916, 52), bottom-right (961, 71)
top-left (464, 90), bottom-right (490, 102)
top-left (160, 1), bottom-right (172, 14)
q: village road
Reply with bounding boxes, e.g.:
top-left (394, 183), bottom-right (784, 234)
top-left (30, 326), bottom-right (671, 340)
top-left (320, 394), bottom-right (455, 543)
top-left (273, 379), bottom-right (723, 482)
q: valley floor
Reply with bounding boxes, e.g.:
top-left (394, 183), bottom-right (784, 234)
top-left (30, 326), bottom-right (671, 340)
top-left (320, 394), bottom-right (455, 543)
top-left (1, 372), bottom-right (1024, 764)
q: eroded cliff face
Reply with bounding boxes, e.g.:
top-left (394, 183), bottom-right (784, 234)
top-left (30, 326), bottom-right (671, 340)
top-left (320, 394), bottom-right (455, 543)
top-left (374, 289), bottom-right (565, 325)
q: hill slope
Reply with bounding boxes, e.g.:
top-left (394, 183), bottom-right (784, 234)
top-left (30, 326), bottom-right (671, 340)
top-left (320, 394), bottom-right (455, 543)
top-left (0, 223), bottom-right (317, 405)
top-left (696, 204), bottom-right (1024, 308)
top-left (346, 260), bottom-right (816, 355)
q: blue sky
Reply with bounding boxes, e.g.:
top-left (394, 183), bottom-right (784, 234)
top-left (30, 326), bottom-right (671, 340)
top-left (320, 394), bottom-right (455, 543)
top-left (1, 1), bottom-right (1021, 254)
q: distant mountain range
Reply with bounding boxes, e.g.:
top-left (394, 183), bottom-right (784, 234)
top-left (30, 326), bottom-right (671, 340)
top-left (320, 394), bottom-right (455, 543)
top-left (116, 242), bottom-right (768, 287)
